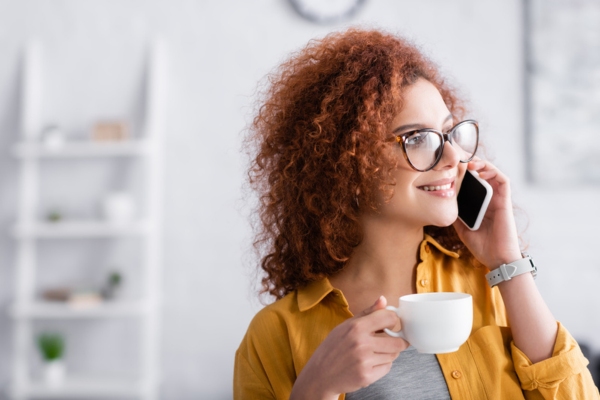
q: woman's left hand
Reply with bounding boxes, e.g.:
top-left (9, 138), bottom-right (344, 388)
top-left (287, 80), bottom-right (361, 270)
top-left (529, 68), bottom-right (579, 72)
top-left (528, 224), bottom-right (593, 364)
top-left (453, 159), bottom-right (522, 269)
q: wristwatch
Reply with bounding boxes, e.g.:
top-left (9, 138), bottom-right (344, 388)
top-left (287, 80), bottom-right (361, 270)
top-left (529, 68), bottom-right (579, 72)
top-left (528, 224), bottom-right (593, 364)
top-left (486, 254), bottom-right (537, 288)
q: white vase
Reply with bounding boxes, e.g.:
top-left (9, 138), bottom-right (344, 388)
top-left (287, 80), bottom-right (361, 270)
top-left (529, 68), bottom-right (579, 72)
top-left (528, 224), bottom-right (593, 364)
top-left (43, 359), bottom-right (65, 387)
top-left (101, 192), bottom-right (136, 224)
top-left (41, 126), bottom-right (65, 150)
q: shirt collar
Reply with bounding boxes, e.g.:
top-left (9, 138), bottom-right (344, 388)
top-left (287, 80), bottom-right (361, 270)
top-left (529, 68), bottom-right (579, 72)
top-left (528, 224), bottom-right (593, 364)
top-left (422, 234), bottom-right (460, 259)
top-left (297, 277), bottom-right (337, 312)
top-left (297, 235), bottom-right (459, 312)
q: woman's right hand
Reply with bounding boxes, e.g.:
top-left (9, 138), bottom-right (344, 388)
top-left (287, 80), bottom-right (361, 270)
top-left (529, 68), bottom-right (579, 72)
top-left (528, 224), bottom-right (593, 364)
top-left (290, 296), bottom-right (409, 399)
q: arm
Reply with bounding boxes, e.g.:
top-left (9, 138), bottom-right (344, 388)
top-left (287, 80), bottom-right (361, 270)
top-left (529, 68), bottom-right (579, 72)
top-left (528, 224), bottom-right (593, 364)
top-left (512, 322), bottom-right (599, 399)
top-left (497, 270), bottom-right (556, 363)
top-left (454, 159), bottom-right (599, 398)
top-left (454, 159), bottom-right (556, 363)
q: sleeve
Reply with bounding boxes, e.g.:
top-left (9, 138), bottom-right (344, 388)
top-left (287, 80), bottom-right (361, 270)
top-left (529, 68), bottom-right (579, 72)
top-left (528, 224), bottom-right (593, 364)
top-left (511, 321), bottom-right (600, 400)
top-left (234, 347), bottom-right (276, 400)
top-left (233, 309), bottom-right (297, 400)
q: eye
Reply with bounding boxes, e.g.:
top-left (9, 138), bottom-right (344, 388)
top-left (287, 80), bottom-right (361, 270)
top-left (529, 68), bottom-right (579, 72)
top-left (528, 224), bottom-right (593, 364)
top-left (404, 131), bottom-right (428, 147)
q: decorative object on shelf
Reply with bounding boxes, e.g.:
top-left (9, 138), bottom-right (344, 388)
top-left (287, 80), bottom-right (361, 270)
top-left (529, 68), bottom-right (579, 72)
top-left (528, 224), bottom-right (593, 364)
top-left (46, 209), bottom-right (63, 223)
top-left (41, 125), bottom-right (65, 150)
top-left (91, 120), bottom-right (130, 142)
top-left (68, 289), bottom-right (103, 309)
top-left (288, 0), bottom-right (366, 24)
top-left (101, 192), bottom-right (136, 224)
top-left (42, 287), bottom-right (70, 302)
top-left (102, 271), bottom-right (123, 300)
top-left (37, 332), bottom-right (66, 387)
top-left (42, 285), bottom-right (107, 307)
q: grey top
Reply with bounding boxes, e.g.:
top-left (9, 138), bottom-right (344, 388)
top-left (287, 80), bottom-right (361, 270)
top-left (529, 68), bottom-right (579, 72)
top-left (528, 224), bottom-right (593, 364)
top-left (345, 346), bottom-right (451, 400)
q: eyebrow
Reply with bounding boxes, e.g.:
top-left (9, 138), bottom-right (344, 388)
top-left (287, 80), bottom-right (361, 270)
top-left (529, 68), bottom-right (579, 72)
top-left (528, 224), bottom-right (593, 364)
top-left (392, 114), bottom-right (454, 134)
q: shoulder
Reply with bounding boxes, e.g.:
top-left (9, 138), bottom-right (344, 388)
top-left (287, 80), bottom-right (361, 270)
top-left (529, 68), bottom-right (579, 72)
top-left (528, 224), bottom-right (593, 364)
top-left (245, 292), bottom-right (300, 337)
top-left (237, 291), bottom-right (300, 358)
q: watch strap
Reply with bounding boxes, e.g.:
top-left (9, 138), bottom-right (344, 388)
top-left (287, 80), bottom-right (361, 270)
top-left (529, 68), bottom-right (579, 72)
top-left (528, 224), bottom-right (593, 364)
top-left (486, 255), bottom-right (537, 287)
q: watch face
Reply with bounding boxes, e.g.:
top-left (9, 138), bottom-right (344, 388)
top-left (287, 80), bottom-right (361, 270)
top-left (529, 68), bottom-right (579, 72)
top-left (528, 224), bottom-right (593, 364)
top-left (289, 0), bottom-right (365, 24)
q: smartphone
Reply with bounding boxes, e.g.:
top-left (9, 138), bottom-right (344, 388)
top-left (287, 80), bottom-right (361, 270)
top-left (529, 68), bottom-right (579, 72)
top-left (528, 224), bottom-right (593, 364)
top-left (457, 170), bottom-right (493, 231)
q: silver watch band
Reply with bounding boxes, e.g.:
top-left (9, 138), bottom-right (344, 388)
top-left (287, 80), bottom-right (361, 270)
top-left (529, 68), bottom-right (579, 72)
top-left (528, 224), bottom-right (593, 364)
top-left (486, 255), bottom-right (537, 287)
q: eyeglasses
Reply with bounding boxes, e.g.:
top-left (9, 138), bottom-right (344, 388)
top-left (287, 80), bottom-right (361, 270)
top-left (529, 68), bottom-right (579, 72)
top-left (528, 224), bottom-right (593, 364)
top-left (394, 120), bottom-right (479, 171)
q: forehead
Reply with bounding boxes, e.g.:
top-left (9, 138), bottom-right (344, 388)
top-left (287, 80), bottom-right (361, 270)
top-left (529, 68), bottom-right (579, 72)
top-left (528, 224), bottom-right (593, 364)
top-left (391, 79), bottom-right (451, 128)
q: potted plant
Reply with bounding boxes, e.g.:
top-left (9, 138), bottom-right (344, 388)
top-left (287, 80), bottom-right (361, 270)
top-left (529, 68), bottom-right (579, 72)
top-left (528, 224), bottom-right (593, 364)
top-left (46, 209), bottom-right (63, 223)
top-left (37, 332), bottom-right (65, 386)
top-left (102, 271), bottom-right (123, 300)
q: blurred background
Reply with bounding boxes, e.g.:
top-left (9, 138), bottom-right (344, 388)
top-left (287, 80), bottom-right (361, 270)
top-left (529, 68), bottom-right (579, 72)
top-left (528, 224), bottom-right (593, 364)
top-left (0, 0), bottom-right (599, 399)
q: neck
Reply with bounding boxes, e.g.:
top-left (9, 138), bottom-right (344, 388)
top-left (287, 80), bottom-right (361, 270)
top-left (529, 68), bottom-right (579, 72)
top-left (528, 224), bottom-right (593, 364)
top-left (330, 211), bottom-right (425, 298)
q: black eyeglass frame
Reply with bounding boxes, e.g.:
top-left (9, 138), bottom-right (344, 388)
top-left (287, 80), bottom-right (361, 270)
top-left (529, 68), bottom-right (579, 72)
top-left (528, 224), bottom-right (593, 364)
top-left (394, 119), bottom-right (480, 172)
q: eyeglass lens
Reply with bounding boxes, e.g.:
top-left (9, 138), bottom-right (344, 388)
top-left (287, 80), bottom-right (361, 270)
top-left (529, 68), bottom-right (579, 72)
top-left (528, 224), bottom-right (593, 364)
top-left (404, 121), bottom-right (478, 171)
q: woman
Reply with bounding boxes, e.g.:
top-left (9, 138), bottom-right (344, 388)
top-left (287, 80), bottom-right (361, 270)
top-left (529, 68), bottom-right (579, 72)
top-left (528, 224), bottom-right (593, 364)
top-left (234, 29), bottom-right (598, 399)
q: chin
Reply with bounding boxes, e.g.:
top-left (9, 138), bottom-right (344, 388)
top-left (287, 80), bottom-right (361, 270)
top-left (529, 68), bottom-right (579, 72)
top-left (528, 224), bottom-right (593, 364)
top-left (428, 212), bottom-right (458, 228)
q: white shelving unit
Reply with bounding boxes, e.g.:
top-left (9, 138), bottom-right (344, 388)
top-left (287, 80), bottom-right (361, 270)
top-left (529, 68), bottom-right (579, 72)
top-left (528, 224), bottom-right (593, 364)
top-left (8, 40), bottom-right (166, 400)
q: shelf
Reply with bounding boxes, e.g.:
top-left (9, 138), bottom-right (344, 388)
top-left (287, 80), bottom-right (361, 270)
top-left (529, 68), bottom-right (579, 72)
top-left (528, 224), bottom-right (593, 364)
top-left (10, 375), bottom-right (148, 398)
top-left (8, 301), bottom-right (148, 319)
top-left (12, 220), bottom-right (151, 239)
top-left (8, 39), bottom-right (165, 400)
top-left (12, 140), bottom-right (153, 159)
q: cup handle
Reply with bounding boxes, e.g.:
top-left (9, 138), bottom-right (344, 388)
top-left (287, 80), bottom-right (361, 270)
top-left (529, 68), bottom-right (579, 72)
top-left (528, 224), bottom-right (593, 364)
top-left (383, 305), bottom-right (406, 339)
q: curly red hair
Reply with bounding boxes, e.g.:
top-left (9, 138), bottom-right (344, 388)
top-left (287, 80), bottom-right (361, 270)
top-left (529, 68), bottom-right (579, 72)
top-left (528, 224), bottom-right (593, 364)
top-left (247, 29), bottom-right (472, 300)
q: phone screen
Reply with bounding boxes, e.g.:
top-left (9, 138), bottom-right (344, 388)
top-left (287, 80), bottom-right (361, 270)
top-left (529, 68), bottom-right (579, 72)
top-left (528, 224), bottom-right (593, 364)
top-left (457, 171), bottom-right (489, 229)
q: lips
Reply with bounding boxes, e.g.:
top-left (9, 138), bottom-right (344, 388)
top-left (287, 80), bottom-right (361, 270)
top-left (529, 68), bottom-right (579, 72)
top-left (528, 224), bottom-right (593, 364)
top-left (417, 177), bottom-right (456, 197)
top-left (417, 177), bottom-right (455, 190)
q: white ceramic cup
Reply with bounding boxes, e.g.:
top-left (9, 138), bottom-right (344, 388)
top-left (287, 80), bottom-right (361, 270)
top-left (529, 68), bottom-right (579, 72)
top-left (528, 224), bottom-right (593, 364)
top-left (384, 292), bottom-right (473, 354)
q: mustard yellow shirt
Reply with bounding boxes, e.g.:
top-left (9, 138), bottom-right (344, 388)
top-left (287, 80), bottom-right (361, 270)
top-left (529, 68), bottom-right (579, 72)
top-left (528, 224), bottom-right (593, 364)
top-left (234, 235), bottom-right (599, 399)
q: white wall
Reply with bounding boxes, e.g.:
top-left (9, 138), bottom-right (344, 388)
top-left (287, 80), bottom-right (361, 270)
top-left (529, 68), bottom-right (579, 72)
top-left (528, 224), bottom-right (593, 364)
top-left (0, 0), bottom-right (598, 398)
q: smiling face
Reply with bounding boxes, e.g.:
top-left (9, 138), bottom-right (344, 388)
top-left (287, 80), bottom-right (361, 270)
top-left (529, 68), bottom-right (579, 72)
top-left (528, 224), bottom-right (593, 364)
top-left (376, 78), bottom-right (467, 228)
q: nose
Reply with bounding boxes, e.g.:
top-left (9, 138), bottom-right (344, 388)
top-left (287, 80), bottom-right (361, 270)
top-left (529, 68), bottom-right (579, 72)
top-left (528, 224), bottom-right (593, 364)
top-left (434, 141), bottom-right (461, 170)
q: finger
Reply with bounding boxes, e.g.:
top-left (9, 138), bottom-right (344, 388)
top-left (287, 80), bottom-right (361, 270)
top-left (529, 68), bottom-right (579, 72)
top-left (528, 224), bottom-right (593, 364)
top-left (359, 295), bottom-right (387, 317)
top-left (468, 160), bottom-right (502, 180)
top-left (362, 309), bottom-right (402, 333)
top-left (478, 169), bottom-right (509, 187)
top-left (467, 159), bottom-right (485, 170)
top-left (370, 351), bottom-right (400, 366)
top-left (373, 335), bottom-right (410, 353)
top-left (370, 362), bottom-right (394, 382)
top-left (475, 164), bottom-right (512, 197)
top-left (476, 169), bottom-right (499, 181)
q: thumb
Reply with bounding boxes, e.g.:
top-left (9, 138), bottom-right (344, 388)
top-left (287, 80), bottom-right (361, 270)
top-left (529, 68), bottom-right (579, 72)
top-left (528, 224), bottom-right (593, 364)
top-left (359, 295), bottom-right (387, 317)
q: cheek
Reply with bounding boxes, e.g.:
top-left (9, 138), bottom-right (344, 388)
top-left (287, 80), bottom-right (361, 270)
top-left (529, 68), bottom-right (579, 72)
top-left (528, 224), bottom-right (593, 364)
top-left (455, 163), bottom-right (468, 191)
top-left (395, 170), bottom-right (422, 196)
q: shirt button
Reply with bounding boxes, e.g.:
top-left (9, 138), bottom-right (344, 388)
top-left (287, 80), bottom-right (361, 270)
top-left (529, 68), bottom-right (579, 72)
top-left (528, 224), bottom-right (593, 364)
top-left (451, 370), bottom-right (462, 379)
top-left (419, 279), bottom-right (428, 287)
